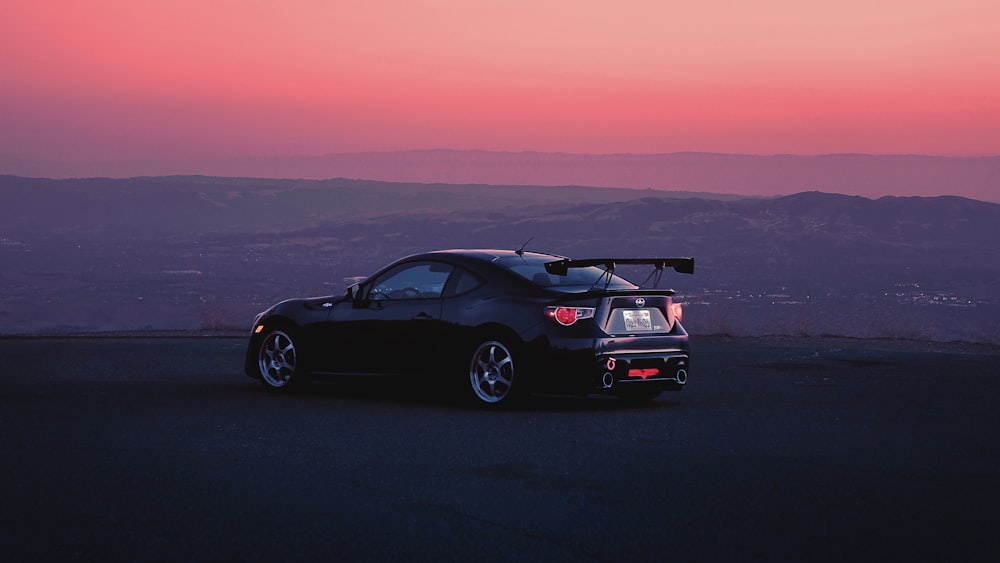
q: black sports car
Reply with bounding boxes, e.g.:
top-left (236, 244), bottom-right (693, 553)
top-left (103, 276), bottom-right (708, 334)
top-left (244, 249), bottom-right (694, 405)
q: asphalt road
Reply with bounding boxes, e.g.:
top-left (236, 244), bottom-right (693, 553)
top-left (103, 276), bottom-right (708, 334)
top-left (1, 336), bottom-right (998, 562)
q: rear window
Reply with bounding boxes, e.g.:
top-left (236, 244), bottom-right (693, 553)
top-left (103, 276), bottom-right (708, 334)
top-left (496, 255), bottom-right (637, 291)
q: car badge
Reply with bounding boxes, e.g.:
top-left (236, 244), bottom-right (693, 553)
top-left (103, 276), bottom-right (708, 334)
top-left (635, 298), bottom-right (645, 308)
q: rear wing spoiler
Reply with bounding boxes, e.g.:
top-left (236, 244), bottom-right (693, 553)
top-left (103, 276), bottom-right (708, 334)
top-left (544, 257), bottom-right (694, 276)
top-left (544, 257), bottom-right (694, 290)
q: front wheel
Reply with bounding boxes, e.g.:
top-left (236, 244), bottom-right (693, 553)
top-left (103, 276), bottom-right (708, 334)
top-left (257, 329), bottom-right (305, 390)
top-left (468, 340), bottom-right (521, 406)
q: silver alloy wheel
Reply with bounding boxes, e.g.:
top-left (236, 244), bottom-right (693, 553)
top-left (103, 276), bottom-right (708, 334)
top-left (258, 330), bottom-right (297, 388)
top-left (469, 340), bottom-right (514, 403)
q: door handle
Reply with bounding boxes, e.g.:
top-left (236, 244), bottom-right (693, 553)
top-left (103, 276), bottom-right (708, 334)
top-left (412, 312), bottom-right (434, 320)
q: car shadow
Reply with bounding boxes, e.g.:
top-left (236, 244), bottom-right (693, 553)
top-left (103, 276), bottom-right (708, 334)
top-left (252, 376), bottom-right (678, 413)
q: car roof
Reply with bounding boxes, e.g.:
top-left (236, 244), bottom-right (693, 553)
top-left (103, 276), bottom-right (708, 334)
top-left (423, 249), bottom-right (565, 263)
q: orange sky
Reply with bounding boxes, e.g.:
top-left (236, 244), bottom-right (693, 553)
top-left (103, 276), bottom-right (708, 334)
top-left (3, 0), bottom-right (1000, 165)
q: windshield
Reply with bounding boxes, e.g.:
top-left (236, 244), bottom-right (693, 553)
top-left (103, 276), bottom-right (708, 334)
top-left (496, 255), bottom-right (637, 291)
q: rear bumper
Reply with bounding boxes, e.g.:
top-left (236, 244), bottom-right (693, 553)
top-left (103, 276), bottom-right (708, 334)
top-left (530, 332), bottom-right (690, 394)
top-left (594, 351), bottom-right (688, 391)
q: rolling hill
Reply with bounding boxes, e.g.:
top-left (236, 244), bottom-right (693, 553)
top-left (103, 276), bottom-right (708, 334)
top-left (2, 175), bottom-right (998, 343)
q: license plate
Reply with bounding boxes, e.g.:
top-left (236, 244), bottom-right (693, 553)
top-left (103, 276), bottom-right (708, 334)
top-left (623, 309), bottom-right (652, 331)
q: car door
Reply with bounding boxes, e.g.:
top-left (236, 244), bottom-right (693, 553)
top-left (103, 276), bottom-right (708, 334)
top-left (327, 260), bottom-right (454, 375)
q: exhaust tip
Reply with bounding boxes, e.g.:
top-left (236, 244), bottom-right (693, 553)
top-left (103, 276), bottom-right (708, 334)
top-left (602, 372), bottom-right (615, 389)
top-left (675, 368), bottom-right (688, 384)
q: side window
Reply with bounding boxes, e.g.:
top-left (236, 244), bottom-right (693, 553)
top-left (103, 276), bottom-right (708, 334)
top-left (445, 267), bottom-right (484, 297)
top-left (368, 262), bottom-right (454, 300)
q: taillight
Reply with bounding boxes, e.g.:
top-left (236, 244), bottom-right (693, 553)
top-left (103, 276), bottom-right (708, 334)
top-left (671, 303), bottom-right (683, 323)
top-left (545, 306), bottom-right (595, 326)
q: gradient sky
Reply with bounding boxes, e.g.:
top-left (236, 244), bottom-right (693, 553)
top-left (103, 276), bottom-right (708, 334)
top-left (3, 0), bottom-right (1000, 166)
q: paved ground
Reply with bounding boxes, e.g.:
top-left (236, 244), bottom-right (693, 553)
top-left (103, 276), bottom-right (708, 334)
top-left (1, 336), bottom-right (998, 562)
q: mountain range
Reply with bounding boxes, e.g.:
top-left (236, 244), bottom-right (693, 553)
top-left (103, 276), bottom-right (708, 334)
top-left (2, 174), bottom-right (998, 343)
top-left (2, 150), bottom-right (998, 201)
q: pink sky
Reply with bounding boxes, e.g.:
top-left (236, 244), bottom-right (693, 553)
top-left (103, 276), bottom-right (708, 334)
top-left (3, 0), bottom-right (1000, 167)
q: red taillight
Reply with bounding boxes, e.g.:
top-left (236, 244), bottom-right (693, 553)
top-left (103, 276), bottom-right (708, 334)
top-left (671, 303), bottom-right (683, 323)
top-left (556, 307), bottom-right (577, 325)
top-left (545, 306), bottom-right (595, 326)
top-left (628, 368), bottom-right (660, 379)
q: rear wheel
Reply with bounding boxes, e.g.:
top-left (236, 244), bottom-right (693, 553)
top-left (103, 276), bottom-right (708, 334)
top-left (468, 339), bottom-right (521, 406)
top-left (257, 329), bottom-right (305, 390)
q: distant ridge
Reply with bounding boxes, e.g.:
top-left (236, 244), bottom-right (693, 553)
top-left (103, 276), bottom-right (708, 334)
top-left (2, 174), bottom-right (999, 342)
top-left (2, 150), bottom-right (998, 202)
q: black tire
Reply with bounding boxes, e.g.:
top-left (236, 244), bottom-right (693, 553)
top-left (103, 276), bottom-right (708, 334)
top-left (467, 338), bottom-right (524, 407)
top-left (256, 329), bottom-right (306, 391)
